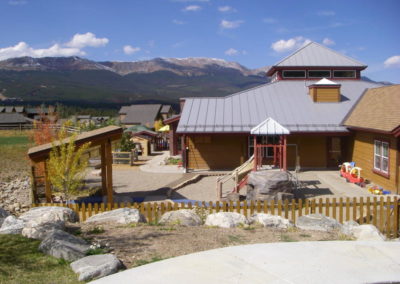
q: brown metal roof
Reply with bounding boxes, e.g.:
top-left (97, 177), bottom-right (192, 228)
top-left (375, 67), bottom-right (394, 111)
top-left (343, 85), bottom-right (400, 133)
top-left (28, 125), bottom-right (123, 162)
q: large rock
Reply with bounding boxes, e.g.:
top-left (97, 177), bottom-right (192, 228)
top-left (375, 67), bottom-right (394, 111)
top-left (19, 206), bottom-right (78, 223)
top-left (0, 208), bottom-right (10, 227)
top-left (250, 213), bottom-right (293, 229)
top-left (246, 171), bottom-right (293, 201)
top-left (70, 254), bottom-right (123, 281)
top-left (296, 214), bottom-right (342, 232)
top-left (85, 208), bottom-right (145, 224)
top-left (205, 212), bottom-right (249, 228)
top-left (340, 220), bottom-right (360, 237)
top-left (22, 212), bottom-right (65, 240)
top-left (39, 230), bottom-right (90, 261)
top-left (0, 215), bottom-right (25, 234)
top-left (159, 210), bottom-right (202, 226)
top-left (352, 225), bottom-right (386, 241)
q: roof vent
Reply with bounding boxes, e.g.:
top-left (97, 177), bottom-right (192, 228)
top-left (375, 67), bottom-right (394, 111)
top-left (308, 78), bottom-right (341, 103)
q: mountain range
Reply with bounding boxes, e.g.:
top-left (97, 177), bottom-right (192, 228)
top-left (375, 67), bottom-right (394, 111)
top-left (0, 56), bottom-right (389, 106)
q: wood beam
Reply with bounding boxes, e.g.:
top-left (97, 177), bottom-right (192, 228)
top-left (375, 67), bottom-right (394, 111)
top-left (43, 161), bottom-right (52, 202)
top-left (30, 164), bottom-right (38, 203)
top-left (100, 143), bottom-right (107, 196)
top-left (105, 139), bottom-right (113, 204)
top-left (283, 135), bottom-right (287, 171)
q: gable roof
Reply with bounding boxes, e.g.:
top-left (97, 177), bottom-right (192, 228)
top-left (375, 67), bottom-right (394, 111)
top-left (251, 117), bottom-right (290, 135)
top-left (272, 42), bottom-right (366, 68)
top-left (120, 104), bottom-right (162, 126)
top-left (343, 85), bottom-right (400, 133)
top-left (177, 80), bottom-right (380, 134)
top-left (0, 113), bottom-right (31, 124)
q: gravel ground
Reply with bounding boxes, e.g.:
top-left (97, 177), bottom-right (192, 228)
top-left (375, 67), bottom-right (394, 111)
top-left (79, 222), bottom-right (343, 268)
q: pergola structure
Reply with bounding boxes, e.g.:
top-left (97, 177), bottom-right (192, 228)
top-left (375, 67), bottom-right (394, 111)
top-left (28, 126), bottom-right (123, 204)
top-left (250, 117), bottom-right (290, 171)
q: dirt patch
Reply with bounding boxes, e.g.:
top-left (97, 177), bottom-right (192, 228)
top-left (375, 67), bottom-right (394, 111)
top-left (79, 223), bottom-right (343, 268)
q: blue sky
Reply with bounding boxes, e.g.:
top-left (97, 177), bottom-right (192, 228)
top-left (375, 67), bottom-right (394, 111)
top-left (0, 0), bottom-right (399, 83)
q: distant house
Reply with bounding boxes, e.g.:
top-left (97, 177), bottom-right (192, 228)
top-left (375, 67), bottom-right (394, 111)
top-left (0, 113), bottom-right (33, 129)
top-left (25, 105), bottom-right (57, 120)
top-left (343, 85), bottom-right (400, 192)
top-left (74, 115), bottom-right (110, 126)
top-left (118, 104), bottom-right (173, 128)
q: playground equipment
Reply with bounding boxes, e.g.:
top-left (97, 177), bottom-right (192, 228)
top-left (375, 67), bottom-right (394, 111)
top-left (339, 162), bottom-right (353, 179)
top-left (347, 167), bottom-right (364, 185)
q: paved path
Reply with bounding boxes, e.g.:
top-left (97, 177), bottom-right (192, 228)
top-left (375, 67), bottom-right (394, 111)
top-left (92, 241), bottom-right (400, 284)
top-left (140, 151), bottom-right (184, 174)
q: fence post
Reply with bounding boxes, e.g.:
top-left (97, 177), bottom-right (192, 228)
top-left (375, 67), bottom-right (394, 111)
top-left (394, 197), bottom-right (399, 238)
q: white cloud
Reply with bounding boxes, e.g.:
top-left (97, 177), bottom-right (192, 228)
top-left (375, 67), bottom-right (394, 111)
top-left (182, 5), bottom-right (201, 11)
top-left (225, 48), bottom-right (238, 56)
top-left (322, 38), bottom-right (335, 46)
top-left (263, 17), bottom-right (276, 24)
top-left (271, 36), bottom-right (311, 53)
top-left (123, 45), bottom-right (141, 55)
top-left (66, 32), bottom-right (109, 48)
top-left (384, 55), bottom-right (400, 68)
top-left (0, 42), bottom-right (85, 60)
top-left (0, 32), bottom-right (109, 60)
top-left (220, 20), bottom-right (244, 29)
top-left (317, 10), bottom-right (335, 16)
top-left (218, 6), bottom-right (236, 13)
top-left (172, 19), bottom-right (185, 25)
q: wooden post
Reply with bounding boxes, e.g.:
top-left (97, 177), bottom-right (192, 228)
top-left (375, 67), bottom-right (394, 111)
top-left (253, 136), bottom-right (257, 171)
top-left (43, 161), bottom-right (52, 202)
top-left (105, 139), bottom-right (113, 204)
top-left (283, 135), bottom-right (287, 171)
top-left (30, 165), bottom-right (38, 203)
top-left (100, 143), bottom-right (107, 196)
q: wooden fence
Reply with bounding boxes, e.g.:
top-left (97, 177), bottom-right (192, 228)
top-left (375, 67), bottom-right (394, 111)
top-left (33, 196), bottom-right (399, 238)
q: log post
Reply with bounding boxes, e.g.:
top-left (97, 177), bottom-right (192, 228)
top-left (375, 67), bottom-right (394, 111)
top-left (283, 135), bottom-right (287, 171)
top-left (100, 143), bottom-right (107, 196)
top-left (105, 139), bottom-right (113, 204)
top-left (43, 161), bottom-right (52, 202)
top-left (30, 164), bottom-right (38, 203)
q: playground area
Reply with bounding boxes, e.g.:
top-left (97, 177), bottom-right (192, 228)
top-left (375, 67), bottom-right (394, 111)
top-left (83, 151), bottom-right (379, 203)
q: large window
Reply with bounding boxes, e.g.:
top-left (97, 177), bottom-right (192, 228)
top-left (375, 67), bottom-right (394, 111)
top-left (308, 70), bottom-right (331, 78)
top-left (374, 140), bottom-right (389, 175)
top-left (333, 70), bottom-right (356, 78)
top-left (282, 70), bottom-right (306, 78)
top-left (248, 136), bottom-right (280, 158)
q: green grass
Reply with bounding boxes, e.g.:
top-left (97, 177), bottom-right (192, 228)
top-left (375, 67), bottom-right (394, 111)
top-left (134, 256), bottom-right (165, 267)
top-left (0, 130), bottom-right (33, 181)
top-left (280, 234), bottom-right (298, 242)
top-left (0, 234), bottom-right (81, 284)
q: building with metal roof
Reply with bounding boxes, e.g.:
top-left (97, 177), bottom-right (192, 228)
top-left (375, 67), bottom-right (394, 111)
top-left (119, 104), bottom-right (174, 127)
top-left (173, 41), bottom-right (392, 173)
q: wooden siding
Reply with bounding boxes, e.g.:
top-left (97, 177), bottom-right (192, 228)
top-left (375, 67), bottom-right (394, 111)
top-left (287, 135), bottom-right (328, 168)
top-left (309, 87), bottom-right (340, 102)
top-left (351, 131), bottom-right (399, 193)
top-left (187, 135), bottom-right (247, 170)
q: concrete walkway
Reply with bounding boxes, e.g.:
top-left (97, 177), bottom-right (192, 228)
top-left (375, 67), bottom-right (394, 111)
top-left (139, 151), bottom-right (184, 174)
top-left (92, 241), bottom-right (400, 284)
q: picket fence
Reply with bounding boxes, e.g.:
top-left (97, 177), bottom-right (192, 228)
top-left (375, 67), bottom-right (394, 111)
top-left (34, 196), bottom-right (399, 238)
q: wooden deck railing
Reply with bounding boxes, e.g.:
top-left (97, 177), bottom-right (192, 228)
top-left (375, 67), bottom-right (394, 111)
top-left (33, 196), bottom-right (399, 238)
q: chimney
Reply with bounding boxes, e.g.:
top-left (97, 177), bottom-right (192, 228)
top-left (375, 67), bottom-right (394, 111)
top-left (308, 78), bottom-right (341, 103)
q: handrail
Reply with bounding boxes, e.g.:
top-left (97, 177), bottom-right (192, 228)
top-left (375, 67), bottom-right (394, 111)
top-left (216, 155), bottom-right (254, 199)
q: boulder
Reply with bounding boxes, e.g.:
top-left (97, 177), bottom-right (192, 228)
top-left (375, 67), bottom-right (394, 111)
top-left (0, 215), bottom-right (25, 234)
top-left (205, 212), bottom-right (249, 228)
top-left (296, 214), bottom-right (342, 232)
top-left (19, 206), bottom-right (78, 223)
top-left (22, 212), bottom-right (65, 240)
top-left (250, 213), bottom-right (293, 229)
top-left (70, 254), bottom-right (123, 281)
top-left (39, 230), bottom-right (90, 261)
top-left (0, 208), bottom-right (10, 227)
top-left (159, 210), bottom-right (202, 226)
top-left (246, 171), bottom-right (293, 201)
top-left (352, 224), bottom-right (386, 241)
top-left (340, 220), bottom-right (360, 237)
top-left (85, 208), bottom-right (145, 224)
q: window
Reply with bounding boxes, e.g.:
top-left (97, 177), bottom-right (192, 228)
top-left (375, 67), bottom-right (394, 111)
top-left (282, 70), bottom-right (306, 78)
top-left (374, 140), bottom-right (389, 175)
top-left (308, 70), bottom-right (331, 78)
top-left (248, 136), bottom-right (280, 158)
top-left (333, 70), bottom-right (356, 78)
